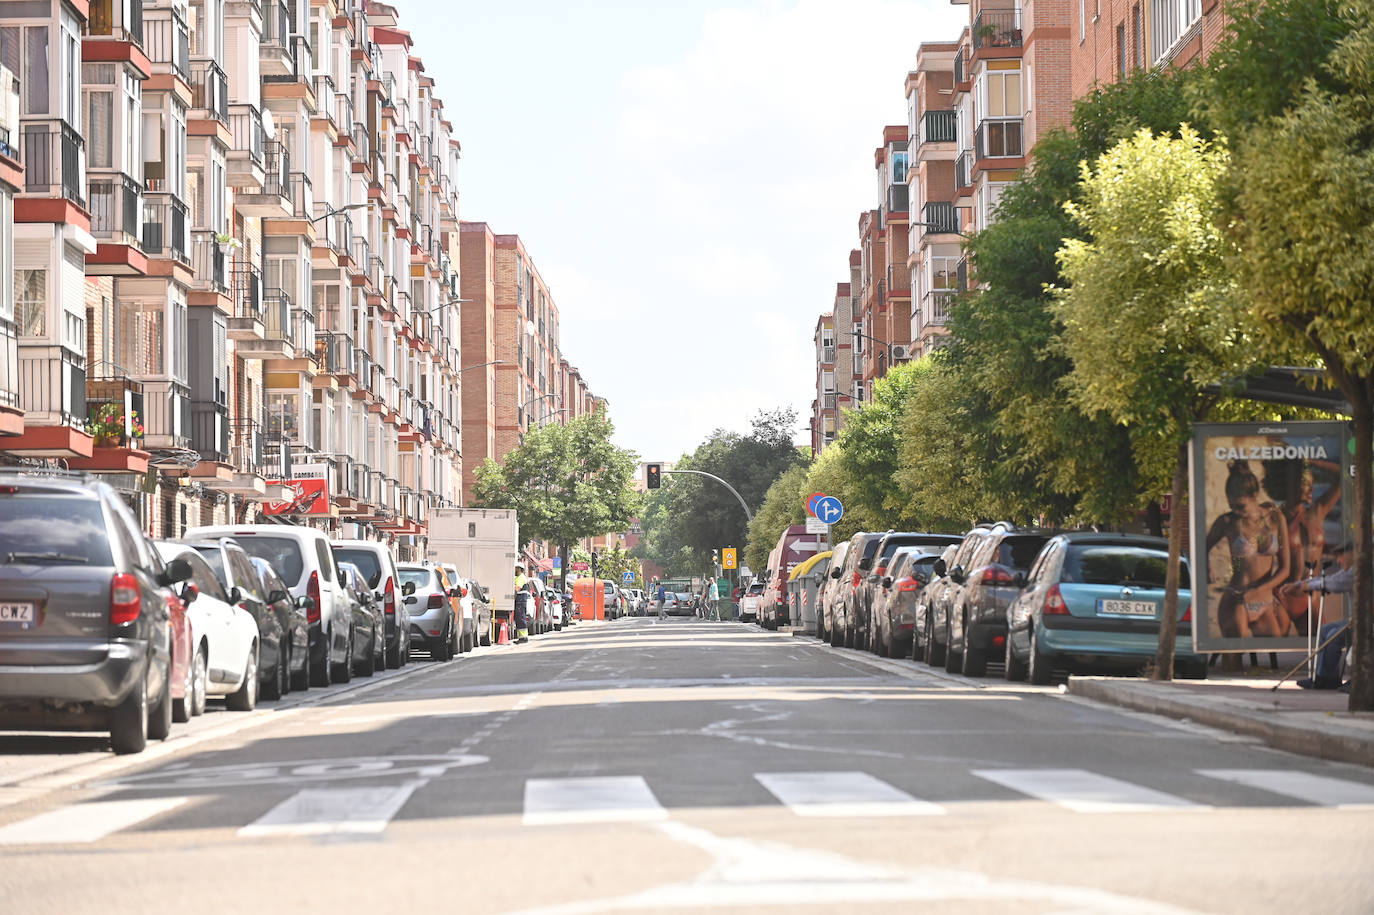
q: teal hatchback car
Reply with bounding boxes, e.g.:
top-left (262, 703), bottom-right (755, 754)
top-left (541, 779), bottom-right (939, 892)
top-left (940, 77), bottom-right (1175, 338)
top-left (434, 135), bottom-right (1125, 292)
top-left (1004, 533), bottom-right (1207, 684)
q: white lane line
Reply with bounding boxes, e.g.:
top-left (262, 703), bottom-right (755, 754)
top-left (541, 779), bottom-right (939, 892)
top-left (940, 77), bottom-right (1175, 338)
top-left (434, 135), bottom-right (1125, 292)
top-left (971, 769), bottom-right (1209, 813)
top-left (0, 796), bottom-right (189, 845)
top-left (754, 771), bottom-right (944, 818)
top-left (238, 783), bottom-right (421, 837)
top-left (524, 776), bottom-right (666, 826)
top-left (1197, 769), bottom-right (1374, 808)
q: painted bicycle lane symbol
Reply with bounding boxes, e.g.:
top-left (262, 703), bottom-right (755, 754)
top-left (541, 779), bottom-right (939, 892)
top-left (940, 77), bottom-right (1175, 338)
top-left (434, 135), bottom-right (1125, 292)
top-left (98, 753), bottom-right (489, 791)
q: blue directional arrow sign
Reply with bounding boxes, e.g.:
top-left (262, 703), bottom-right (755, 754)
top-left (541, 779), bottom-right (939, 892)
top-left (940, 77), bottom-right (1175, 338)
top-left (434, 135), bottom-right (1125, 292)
top-left (814, 495), bottom-right (844, 524)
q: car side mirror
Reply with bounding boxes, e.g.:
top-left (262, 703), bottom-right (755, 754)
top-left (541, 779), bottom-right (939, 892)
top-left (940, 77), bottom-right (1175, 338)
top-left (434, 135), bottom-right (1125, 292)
top-left (882, 576), bottom-right (893, 588)
top-left (448, 588), bottom-right (460, 597)
top-left (950, 566), bottom-right (967, 584)
top-left (933, 559), bottom-right (947, 578)
top-left (829, 568), bottom-right (841, 579)
top-left (403, 595), bottom-right (417, 605)
top-left (268, 589), bottom-right (289, 605)
top-left (1013, 571), bottom-right (1027, 588)
top-left (373, 591), bottom-right (384, 603)
top-left (228, 586), bottom-right (243, 605)
top-left (296, 595), bottom-right (316, 611)
top-left (180, 582), bottom-right (199, 604)
top-left (159, 557), bottom-right (193, 586)
top-left (402, 581), bottom-right (417, 596)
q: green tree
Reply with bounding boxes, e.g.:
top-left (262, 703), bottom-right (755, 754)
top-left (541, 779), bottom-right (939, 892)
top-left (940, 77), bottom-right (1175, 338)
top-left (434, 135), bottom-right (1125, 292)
top-left (1051, 128), bottom-right (1261, 679)
top-left (803, 437), bottom-right (869, 544)
top-left (471, 408), bottom-right (642, 589)
top-left (838, 360), bottom-right (931, 528)
top-left (1219, 0), bottom-right (1374, 708)
top-left (745, 463), bottom-right (811, 572)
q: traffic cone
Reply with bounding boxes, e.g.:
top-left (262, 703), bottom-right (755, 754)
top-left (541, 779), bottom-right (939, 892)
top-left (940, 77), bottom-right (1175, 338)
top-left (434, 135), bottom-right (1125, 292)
top-left (497, 619), bottom-right (510, 644)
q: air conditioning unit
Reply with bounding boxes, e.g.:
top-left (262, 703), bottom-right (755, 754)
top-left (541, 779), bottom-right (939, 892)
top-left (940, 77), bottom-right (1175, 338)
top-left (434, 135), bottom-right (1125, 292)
top-left (891, 344), bottom-right (910, 361)
top-left (0, 65), bottom-right (18, 145)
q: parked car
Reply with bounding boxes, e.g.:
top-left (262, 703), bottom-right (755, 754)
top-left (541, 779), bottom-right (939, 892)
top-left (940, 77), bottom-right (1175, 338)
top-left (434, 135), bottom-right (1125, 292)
top-left (856, 532), bottom-right (964, 654)
top-left (828, 532), bottom-right (887, 649)
top-left (331, 540), bottom-right (410, 668)
top-left (912, 543), bottom-right (959, 662)
top-left (871, 547), bottom-right (944, 659)
top-left (945, 528), bottom-right (1054, 677)
top-left (156, 541), bottom-right (263, 710)
top-left (1004, 533), bottom-right (1206, 684)
top-left (184, 525), bottom-right (353, 688)
top-left (179, 537), bottom-right (285, 701)
top-left (817, 540), bottom-right (850, 642)
top-left (667, 592), bottom-right (695, 616)
top-left (0, 474), bottom-right (192, 754)
top-left (338, 562), bottom-right (384, 677)
top-left (921, 525), bottom-right (1008, 668)
top-left (468, 581), bottom-right (494, 645)
top-left (250, 557), bottom-right (312, 692)
top-left (431, 562), bottom-right (478, 650)
top-left (602, 580), bottom-right (620, 619)
top-left (738, 581), bottom-right (765, 623)
top-left (398, 562), bottom-right (460, 660)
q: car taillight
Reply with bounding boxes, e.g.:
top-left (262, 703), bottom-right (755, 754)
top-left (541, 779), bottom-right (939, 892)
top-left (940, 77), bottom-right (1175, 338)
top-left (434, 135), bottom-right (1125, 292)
top-left (876, 565), bottom-right (887, 578)
top-left (1044, 584), bottom-right (1069, 616)
top-left (307, 570), bottom-right (321, 624)
top-left (980, 566), bottom-right (1015, 586)
top-left (384, 576), bottom-right (396, 616)
top-left (427, 593), bottom-right (444, 609)
top-left (110, 572), bottom-right (141, 625)
top-left (897, 578), bottom-right (920, 592)
top-left (1181, 604), bottom-right (1192, 622)
top-left (851, 571), bottom-right (862, 588)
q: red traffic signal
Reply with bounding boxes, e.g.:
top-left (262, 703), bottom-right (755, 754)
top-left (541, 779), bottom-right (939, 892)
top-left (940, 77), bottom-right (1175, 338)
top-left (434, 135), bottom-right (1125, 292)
top-left (646, 463), bottom-right (662, 489)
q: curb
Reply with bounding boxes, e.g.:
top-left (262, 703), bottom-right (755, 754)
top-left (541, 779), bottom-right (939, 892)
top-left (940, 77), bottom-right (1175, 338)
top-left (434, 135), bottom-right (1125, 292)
top-left (1066, 677), bottom-right (1374, 769)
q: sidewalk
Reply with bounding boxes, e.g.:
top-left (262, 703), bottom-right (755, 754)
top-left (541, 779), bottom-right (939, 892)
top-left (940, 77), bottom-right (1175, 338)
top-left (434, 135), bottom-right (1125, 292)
top-left (1067, 674), bottom-right (1374, 768)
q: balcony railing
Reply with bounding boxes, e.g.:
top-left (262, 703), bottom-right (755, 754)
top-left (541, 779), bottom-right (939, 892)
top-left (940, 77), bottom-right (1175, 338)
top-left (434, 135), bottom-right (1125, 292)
top-left (144, 10), bottom-right (190, 80)
top-left (18, 347), bottom-right (86, 425)
top-left (262, 289), bottom-right (292, 341)
top-left (921, 201), bottom-right (959, 235)
top-left (142, 196), bottom-right (190, 264)
top-left (887, 183), bottom-right (908, 213)
top-left (228, 104), bottom-right (265, 168)
top-left (318, 332), bottom-right (356, 376)
top-left (312, 74), bottom-right (335, 122)
top-left (190, 59), bottom-right (229, 124)
top-left (321, 208), bottom-right (352, 255)
top-left (956, 150), bottom-right (973, 190)
top-left (140, 379), bottom-right (191, 448)
top-left (231, 419), bottom-right (267, 476)
top-left (87, 174), bottom-right (143, 245)
top-left (351, 234), bottom-right (370, 276)
top-left (233, 261), bottom-right (262, 320)
top-left (289, 171), bottom-right (313, 219)
top-left (86, 0), bottom-right (144, 46)
top-left (191, 400), bottom-right (229, 462)
top-left (335, 91), bottom-right (354, 134)
top-left (22, 121), bottom-right (85, 208)
top-left (261, 0), bottom-right (290, 47)
top-left (263, 140), bottom-right (291, 199)
top-left (352, 122), bottom-right (370, 162)
top-left (954, 48), bottom-right (968, 84)
top-left (925, 290), bottom-right (954, 326)
top-left (920, 109), bottom-right (957, 145)
top-left (973, 8), bottom-right (1023, 50)
top-left (191, 230), bottom-right (228, 293)
top-left (975, 119), bottom-right (1024, 159)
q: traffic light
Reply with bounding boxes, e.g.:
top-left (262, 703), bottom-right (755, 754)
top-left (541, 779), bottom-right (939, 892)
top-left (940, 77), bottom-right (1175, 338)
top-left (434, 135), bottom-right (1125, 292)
top-left (646, 463), bottom-right (662, 489)
top-left (712, 549), bottom-right (719, 566)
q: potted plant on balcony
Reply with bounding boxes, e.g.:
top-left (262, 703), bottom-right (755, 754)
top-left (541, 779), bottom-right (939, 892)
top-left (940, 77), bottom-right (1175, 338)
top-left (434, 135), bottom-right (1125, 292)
top-left (88, 403), bottom-right (145, 448)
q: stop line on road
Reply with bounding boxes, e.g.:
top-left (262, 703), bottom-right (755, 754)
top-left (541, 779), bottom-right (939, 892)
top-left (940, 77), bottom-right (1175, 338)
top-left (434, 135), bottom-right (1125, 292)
top-left (3, 766), bottom-right (1373, 846)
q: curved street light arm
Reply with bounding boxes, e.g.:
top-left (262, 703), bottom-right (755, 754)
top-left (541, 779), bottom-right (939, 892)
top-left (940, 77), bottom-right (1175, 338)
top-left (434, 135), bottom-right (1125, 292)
top-left (661, 469), bottom-right (753, 523)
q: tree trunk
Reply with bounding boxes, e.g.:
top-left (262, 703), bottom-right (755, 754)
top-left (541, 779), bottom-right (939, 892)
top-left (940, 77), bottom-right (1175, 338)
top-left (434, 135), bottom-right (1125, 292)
top-left (1349, 388), bottom-right (1373, 712)
top-left (1153, 440), bottom-right (1189, 681)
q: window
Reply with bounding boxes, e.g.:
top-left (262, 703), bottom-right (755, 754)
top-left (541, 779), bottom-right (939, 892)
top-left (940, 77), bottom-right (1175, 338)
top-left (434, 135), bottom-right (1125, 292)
top-left (0, 26), bottom-right (50, 115)
top-left (983, 71), bottom-right (1022, 119)
top-left (86, 89), bottom-right (114, 169)
top-left (852, 322), bottom-right (863, 354)
top-left (1150, 0), bottom-right (1202, 63)
top-left (15, 269), bottom-right (45, 337)
top-left (1133, 5), bottom-right (1144, 68)
top-left (0, 194), bottom-right (11, 323)
top-left (1118, 23), bottom-right (1127, 76)
top-left (1079, 0), bottom-right (1086, 40)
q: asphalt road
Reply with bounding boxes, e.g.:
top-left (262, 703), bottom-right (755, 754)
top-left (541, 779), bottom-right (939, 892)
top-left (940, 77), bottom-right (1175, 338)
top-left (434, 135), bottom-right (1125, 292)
top-left (1, 617), bottom-right (1372, 914)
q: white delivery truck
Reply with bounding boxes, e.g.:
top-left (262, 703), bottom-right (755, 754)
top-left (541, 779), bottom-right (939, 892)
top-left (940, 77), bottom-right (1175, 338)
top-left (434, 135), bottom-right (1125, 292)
top-left (427, 508), bottom-right (519, 643)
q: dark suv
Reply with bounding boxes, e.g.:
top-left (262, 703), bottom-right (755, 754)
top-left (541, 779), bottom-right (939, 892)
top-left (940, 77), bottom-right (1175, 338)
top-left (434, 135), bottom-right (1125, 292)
top-left (859, 532), bottom-right (963, 655)
top-left (0, 473), bottom-right (191, 754)
top-left (945, 528), bottom-right (1052, 677)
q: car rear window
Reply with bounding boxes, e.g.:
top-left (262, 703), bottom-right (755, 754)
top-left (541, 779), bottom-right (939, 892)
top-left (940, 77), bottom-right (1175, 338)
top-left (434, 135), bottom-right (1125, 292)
top-left (398, 567), bottom-right (433, 590)
top-left (334, 548), bottom-right (383, 588)
top-left (1062, 545), bottom-right (1187, 588)
top-left (0, 494), bottom-right (113, 566)
top-left (187, 544), bottom-right (229, 586)
top-left (998, 536), bottom-right (1051, 571)
top-left (747, 582), bottom-right (764, 594)
top-left (229, 536), bottom-right (305, 587)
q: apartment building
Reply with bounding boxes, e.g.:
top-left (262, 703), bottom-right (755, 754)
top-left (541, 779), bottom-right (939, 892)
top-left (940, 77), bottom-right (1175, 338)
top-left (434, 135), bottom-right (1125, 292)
top-left (0, 0), bottom-right (466, 560)
top-left (0, 64), bottom-right (19, 439)
top-left (458, 222), bottom-right (599, 506)
top-left (809, 278), bottom-right (859, 456)
top-left (1072, 0), bottom-right (1227, 95)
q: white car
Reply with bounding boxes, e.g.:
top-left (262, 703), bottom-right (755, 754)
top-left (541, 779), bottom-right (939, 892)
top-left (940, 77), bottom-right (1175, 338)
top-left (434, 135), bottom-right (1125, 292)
top-left (155, 543), bottom-right (262, 714)
top-left (739, 582), bottom-right (765, 623)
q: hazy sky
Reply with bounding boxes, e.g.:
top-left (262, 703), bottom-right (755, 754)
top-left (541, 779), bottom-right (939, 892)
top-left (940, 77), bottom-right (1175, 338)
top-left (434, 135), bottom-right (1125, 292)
top-left (409, 0), bottom-right (970, 460)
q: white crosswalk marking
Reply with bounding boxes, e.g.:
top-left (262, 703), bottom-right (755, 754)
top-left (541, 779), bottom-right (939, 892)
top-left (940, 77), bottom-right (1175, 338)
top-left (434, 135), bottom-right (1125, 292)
top-left (971, 769), bottom-right (1209, 813)
top-left (0, 797), bottom-right (189, 846)
top-left (523, 776), bottom-right (666, 826)
top-left (1197, 769), bottom-right (1374, 808)
top-left (755, 771), bottom-right (944, 817)
top-left (238, 783), bottom-right (420, 837)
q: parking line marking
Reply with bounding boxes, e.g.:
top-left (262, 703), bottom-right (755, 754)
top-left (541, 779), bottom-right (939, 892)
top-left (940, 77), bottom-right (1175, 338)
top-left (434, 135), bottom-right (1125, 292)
top-left (523, 776), bottom-right (666, 826)
top-left (1197, 769), bottom-right (1374, 808)
top-left (755, 771), bottom-right (944, 817)
top-left (238, 783), bottom-right (420, 837)
top-left (0, 796), bottom-right (189, 845)
top-left (971, 768), bottom-right (1209, 813)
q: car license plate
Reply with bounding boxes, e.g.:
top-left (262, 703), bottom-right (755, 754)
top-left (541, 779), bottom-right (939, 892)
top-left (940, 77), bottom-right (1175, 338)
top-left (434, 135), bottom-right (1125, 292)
top-left (0, 601), bottom-right (38, 630)
top-left (1098, 598), bottom-right (1157, 617)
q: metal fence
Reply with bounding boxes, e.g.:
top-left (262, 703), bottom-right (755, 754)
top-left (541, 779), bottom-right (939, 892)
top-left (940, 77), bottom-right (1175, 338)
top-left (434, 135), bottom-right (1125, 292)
top-left (88, 174), bottom-right (143, 244)
top-left (23, 121), bottom-right (85, 208)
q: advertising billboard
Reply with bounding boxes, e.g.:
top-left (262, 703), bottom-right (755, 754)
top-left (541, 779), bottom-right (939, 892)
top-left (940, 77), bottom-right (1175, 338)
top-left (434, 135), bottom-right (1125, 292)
top-left (264, 478), bottom-right (330, 516)
top-left (1189, 421), bottom-right (1351, 653)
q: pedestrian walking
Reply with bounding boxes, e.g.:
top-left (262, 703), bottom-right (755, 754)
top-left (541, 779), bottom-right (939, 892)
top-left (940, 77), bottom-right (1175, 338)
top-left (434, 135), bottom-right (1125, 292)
top-left (513, 562), bottom-right (531, 643)
top-left (708, 578), bottom-right (720, 621)
top-left (655, 582), bottom-right (667, 620)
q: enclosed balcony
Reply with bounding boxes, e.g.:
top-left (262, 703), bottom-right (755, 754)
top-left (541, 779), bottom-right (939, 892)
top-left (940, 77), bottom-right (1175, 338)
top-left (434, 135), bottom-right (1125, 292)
top-left (919, 109), bottom-right (957, 147)
top-left (318, 332), bottom-right (357, 382)
top-left (956, 150), bottom-right (973, 191)
top-left (289, 171), bottom-right (313, 220)
top-left (22, 120), bottom-right (85, 208)
top-left (86, 174), bottom-right (147, 276)
top-left (227, 104), bottom-right (266, 188)
top-left (189, 59), bottom-right (229, 125)
top-left (312, 74), bottom-right (336, 125)
top-left (259, 0), bottom-right (293, 77)
top-left (334, 91), bottom-right (354, 137)
top-left (6, 347), bottom-right (89, 456)
top-left (226, 418), bottom-right (271, 495)
top-left (143, 9), bottom-right (190, 82)
top-left (228, 261), bottom-right (265, 341)
top-left (954, 48), bottom-right (969, 86)
top-left (88, 0), bottom-right (146, 47)
top-left (920, 201), bottom-right (960, 237)
top-left (235, 139), bottom-right (291, 216)
top-left (190, 230), bottom-right (228, 295)
top-left (236, 288), bottom-right (293, 359)
top-left (975, 119), bottom-right (1024, 160)
top-left (142, 196), bottom-right (190, 265)
top-left (191, 399), bottom-right (230, 463)
top-left (973, 8), bottom-right (1023, 50)
top-left (139, 379), bottom-right (191, 449)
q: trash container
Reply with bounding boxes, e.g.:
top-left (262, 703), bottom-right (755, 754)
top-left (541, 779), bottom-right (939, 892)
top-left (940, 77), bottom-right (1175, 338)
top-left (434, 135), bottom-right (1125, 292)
top-left (788, 552), bottom-right (832, 636)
